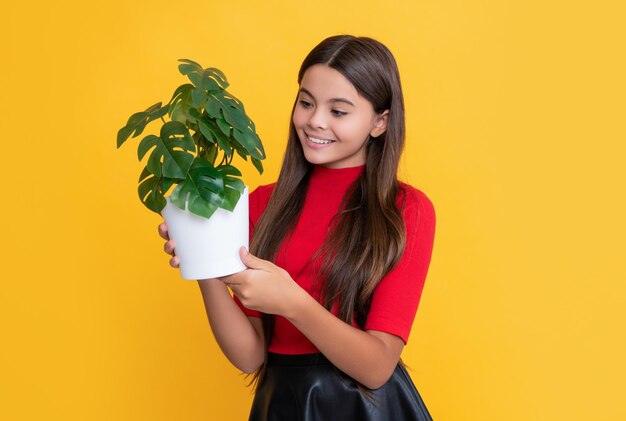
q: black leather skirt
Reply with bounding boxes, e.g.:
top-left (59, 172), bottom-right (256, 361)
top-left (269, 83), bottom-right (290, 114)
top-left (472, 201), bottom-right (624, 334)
top-left (249, 353), bottom-right (433, 421)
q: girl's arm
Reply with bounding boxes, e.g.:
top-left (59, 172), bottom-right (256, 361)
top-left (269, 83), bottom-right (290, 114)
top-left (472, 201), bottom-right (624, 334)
top-left (222, 248), bottom-right (405, 389)
top-left (196, 280), bottom-right (265, 373)
top-left (159, 223), bottom-right (265, 374)
top-left (288, 289), bottom-right (405, 389)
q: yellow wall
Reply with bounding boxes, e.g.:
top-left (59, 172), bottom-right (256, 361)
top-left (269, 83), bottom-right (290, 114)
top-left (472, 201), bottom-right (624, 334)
top-left (2, 0), bottom-right (625, 420)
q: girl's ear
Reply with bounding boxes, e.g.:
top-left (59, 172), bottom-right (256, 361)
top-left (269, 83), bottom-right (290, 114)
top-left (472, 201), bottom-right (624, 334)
top-left (370, 110), bottom-right (390, 138)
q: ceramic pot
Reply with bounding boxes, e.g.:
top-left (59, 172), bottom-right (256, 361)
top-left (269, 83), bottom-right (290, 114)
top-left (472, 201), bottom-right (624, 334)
top-left (160, 187), bottom-right (249, 280)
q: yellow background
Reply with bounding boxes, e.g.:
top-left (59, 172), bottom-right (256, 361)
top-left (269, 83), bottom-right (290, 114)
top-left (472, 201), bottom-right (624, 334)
top-left (2, 0), bottom-right (625, 420)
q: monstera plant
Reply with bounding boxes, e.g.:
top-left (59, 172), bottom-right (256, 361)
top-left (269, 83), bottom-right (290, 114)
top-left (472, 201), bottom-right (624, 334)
top-left (117, 59), bottom-right (265, 219)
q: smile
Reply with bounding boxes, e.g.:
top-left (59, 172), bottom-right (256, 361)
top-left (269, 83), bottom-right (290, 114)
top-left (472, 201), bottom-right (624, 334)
top-left (307, 135), bottom-right (335, 145)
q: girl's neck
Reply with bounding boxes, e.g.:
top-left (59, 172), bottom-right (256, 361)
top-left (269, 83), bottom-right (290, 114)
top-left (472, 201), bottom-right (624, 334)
top-left (308, 164), bottom-right (365, 193)
top-left (311, 163), bottom-right (365, 175)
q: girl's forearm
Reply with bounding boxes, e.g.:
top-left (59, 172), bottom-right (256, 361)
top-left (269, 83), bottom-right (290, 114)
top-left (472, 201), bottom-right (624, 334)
top-left (285, 292), bottom-right (404, 389)
top-left (197, 279), bottom-right (265, 373)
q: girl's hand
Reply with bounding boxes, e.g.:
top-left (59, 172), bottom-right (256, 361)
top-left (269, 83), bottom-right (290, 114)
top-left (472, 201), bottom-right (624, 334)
top-left (158, 222), bottom-right (180, 268)
top-left (220, 247), bottom-right (305, 318)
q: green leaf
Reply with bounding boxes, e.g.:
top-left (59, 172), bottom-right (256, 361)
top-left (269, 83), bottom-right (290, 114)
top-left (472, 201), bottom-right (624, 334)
top-left (217, 165), bottom-right (244, 211)
top-left (235, 148), bottom-right (248, 161)
top-left (230, 136), bottom-right (256, 162)
top-left (117, 102), bottom-right (168, 148)
top-left (205, 96), bottom-right (222, 119)
top-left (137, 168), bottom-right (177, 214)
top-left (217, 141), bottom-right (233, 158)
top-left (171, 85), bottom-right (195, 123)
top-left (198, 118), bottom-right (215, 143)
top-left (233, 128), bottom-right (265, 160)
top-left (223, 108), bottom-right (249, 131)
top-left (170, 102), bottom-right (184, 123)
top-left (202, 68), bottom-right (229, 91)
top-left (204, 121), bottom-right (233, 157)
top-left (206, 67), bottom-right (228, 83)
top-left (200, 71), bottom-right (222, 92)
top-left (137, 121), bottom-right (195, 178)
top-left (216, 164), bottom-right (242, 177)
top-left (170, 159), bottom-right (226, 219)
top-left (178, 59), bottom-right (204, 88)
top-left (251, 157), bottom-right (264, 174)
top-left (117, 126), bottom-right (134, 146)
top-left (216, 118), bottom-right (231, 137)
top-left (178, 58), bottom-right (203, 69)
top-left (221, 188), bottom-right (241, 212)
top-left (167, 83), bottom-right (194, 107)
top-left (191, 88), bottom-right (207, 109)
top-left (206, 90), bottom-right (248, 129)
top-left (218, 92), bottom-right (249, 129)
top-left (251, 131), bottom-right (266, 158)
top-left (187, 107), bottom-right (203, 123)
top-left (206, 143), bottom-right (218, 165)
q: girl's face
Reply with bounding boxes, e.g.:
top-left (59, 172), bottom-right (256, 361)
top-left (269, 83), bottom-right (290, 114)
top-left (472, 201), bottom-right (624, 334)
top-left (292, 64), bottom-right (389, 169)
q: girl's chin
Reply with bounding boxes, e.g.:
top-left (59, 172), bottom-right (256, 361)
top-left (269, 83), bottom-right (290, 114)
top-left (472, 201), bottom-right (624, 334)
top-left (302, 152), bottom-right (326, 165)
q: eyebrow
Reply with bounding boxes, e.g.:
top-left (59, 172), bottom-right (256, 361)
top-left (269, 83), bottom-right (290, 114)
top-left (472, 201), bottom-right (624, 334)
top-left (299, 88), bottom-right (355, 107)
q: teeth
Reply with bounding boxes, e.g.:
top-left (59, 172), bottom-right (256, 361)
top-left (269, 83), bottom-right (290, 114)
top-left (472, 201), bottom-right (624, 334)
top-left (308, 136), bottom-right (334, 144)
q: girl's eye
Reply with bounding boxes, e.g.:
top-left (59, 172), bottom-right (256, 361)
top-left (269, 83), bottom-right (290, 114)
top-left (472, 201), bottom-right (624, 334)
top-left (331, 110), bottom-right (347, 117)
top-left (299, 100), bottom-right (313, 108)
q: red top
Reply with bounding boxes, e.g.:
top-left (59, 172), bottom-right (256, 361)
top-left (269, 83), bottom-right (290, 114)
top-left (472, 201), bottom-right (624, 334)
top-left (234, 165), bottom-right (436, 354)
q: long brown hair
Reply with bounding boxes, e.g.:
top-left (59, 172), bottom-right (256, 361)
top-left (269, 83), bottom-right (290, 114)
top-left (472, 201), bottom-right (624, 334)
top-left (249, 34), bottom-right (407, 388)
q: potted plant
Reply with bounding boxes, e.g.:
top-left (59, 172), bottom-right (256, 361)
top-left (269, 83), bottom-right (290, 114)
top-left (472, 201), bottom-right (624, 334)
top-left (117, 59), bottom-right (265, 279)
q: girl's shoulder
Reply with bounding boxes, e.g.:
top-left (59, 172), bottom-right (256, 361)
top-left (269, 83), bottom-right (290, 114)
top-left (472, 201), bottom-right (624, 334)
top-left (249, 181), bottom-right (435, 226)
top-left (249, 183), bottom-right (277, 224)
top-left (397, 181), bottom-right (435, 216)
top-left (397, 182), bottom-right (437, 251)
top-left (397, 182), bottom-right (437, 235)
top-left (250, 182), bottom-right (277, 207)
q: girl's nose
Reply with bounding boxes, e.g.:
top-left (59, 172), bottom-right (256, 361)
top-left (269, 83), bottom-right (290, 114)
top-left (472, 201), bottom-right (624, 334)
top-left (307, 108), bottom-right (328, 130)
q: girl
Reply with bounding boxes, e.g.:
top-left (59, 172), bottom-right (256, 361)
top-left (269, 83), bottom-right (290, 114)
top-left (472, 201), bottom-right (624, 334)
top-left (158, 35), bottom-right (436, 420)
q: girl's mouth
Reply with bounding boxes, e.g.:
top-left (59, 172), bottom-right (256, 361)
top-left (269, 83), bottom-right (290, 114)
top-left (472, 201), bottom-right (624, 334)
top-left (307, 135), bottom-right (336, 145)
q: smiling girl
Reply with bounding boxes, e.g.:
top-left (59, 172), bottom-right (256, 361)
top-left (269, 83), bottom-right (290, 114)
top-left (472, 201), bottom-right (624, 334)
top-left (159, 35), bottom-right (436, 420)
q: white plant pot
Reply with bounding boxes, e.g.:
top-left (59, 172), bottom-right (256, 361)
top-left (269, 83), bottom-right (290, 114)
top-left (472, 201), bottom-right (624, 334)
top-left (160, 187), bottom-right (249, 280)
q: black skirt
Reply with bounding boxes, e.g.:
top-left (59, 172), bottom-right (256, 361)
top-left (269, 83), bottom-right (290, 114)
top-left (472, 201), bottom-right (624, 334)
top-left (249, 353), bottom-right (433, 421)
